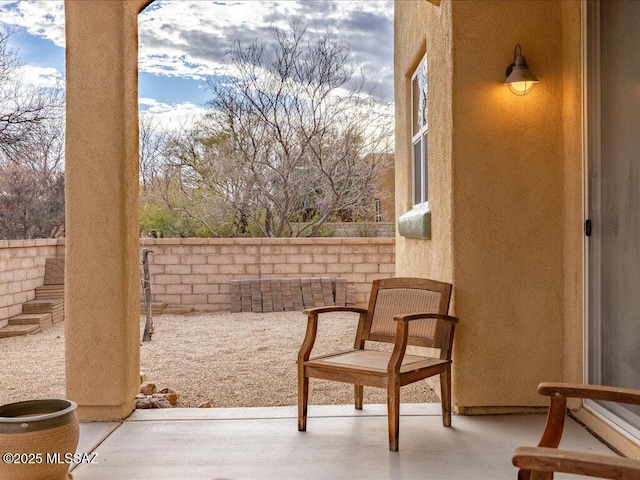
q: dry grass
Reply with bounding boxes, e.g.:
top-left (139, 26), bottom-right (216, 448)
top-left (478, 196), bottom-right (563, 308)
top-left (0, 311), bottom-right (439, 407)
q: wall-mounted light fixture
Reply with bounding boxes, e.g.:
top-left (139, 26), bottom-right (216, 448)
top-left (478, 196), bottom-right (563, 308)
top-left (504, 44), bottom-right (538, 96)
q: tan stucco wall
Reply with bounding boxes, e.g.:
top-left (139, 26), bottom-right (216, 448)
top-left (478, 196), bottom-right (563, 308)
top-left (396, 0), bottom-right (572, 410)
top-left (394, 1), bottom-right (454, 284)
top-left (451, 0), bottom-right (566, 410)
top-left (64, 0), bottom-right (149, 421)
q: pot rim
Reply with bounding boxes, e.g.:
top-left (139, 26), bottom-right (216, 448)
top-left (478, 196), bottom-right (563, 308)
top-left (0, 399), bottom-right (78, 423)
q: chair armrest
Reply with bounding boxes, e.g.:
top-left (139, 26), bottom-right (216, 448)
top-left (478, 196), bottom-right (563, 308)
top-left (388, 313), bottom-right (458, 373)
top-left (513, 446), bottom-right (640, 479)
top-left (298, 307), bottom-right (368, 363)
top-left (303, 306), bottom-right (369, 316)
top-left (538, 383), bottom-right (640, 406)
top-left (394, 313), bottom-right (459, 324)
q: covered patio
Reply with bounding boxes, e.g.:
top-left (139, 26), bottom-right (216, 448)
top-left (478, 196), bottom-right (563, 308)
top-left (58, 0), bottom-right (640, 477)
top-left (72, 405), bottom-right (613, 479)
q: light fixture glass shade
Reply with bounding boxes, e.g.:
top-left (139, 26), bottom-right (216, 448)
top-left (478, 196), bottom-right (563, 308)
top-left (504, 45), bottom-right (539, 96)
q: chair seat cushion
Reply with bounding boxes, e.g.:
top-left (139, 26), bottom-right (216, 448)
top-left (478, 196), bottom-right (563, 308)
top-left (306, 349), bottom-right (448, 375)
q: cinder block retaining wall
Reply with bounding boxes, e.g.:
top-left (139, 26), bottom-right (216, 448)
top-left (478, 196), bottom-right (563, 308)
top-left (0, 239), bottom-right (65, 328)
top-left (291, 222), bottom-right (395, 237)
top-left (141, 238), bottom-right (395, 312)
top-left (0, 238), bottom-right (396, 322)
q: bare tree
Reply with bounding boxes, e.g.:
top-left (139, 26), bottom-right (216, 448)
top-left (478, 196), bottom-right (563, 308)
top-left (139, 121), bottom-right (233, 238)
top-left (161, 125), bottom-right (237, 237)
top-left (0, 161), bottom-right (64, 239)
top-left (1, 28), bottom-right (63, 159)
top-left (0, 28), bottom-right (65, 239)
top-left (196, 21), bottom-right (393, 237)
top-left (139, 115), bottom-right (168, 188)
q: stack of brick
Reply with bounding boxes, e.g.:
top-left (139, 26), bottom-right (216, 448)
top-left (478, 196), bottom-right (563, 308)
top-left (230, 277), bottom-right (356, 313)
top-left (281, 279), bottom-right (301, 311)
top-left (346, 285), bottom-right (356, 306)
top-left (290, 279), bottom-right (305, 311)
top-left (335, 278), bottom-right (346, 306)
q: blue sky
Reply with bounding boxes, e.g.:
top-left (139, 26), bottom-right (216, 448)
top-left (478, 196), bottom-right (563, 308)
top-left (0, 0), bottom-right (393, 129)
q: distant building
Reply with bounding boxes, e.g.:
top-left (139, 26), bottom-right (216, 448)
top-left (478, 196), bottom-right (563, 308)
top-left (371, 153), bottom-right (395, 223)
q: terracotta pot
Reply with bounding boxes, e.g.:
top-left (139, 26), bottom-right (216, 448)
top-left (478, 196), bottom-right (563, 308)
top-left (0, 399), bottom-right (79, 480)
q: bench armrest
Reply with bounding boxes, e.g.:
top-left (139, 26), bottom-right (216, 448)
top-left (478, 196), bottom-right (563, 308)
top-left (537, 383), bottom-right (640, 406)
top-left (513, 446), bottom-right (640, 479)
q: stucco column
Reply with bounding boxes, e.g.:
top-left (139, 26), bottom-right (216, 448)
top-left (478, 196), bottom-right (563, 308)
top-left (64, 0), bottom-right (149, 421)
top-left (395, 0), bottom-right (568, 412)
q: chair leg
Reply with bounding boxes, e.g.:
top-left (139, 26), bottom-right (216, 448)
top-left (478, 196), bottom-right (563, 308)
top-left (387, 383), bottom-right (400, 451)
top-left (354, 385), bottom-right (363, 410)
top-left (518, 468), bottom-right (553, 480)
top-left (530, 472), bottom-right (553, 480)
top-left (517, 469), bottom-right (531, 480)
top-left (440, 367), bottom-right (452, 427)
top-left (298, 373), bottom-right (309, 431)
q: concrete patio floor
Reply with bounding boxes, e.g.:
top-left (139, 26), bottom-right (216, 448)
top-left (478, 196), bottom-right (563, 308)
top-left (72, 403), bottom-right (615, 480)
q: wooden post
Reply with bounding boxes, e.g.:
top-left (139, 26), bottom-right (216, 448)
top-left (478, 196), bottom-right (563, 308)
top-left (142, 248), bottom-right (154, 342)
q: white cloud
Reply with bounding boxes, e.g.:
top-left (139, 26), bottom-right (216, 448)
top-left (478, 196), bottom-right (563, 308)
top-left (0, 1), bottom-right (393, 88)
top-left (1, 0), bottom-right (393, 81)
top-left (138, 0), bottom-right (394, 93)
top-left (139, 97), bottom-right (208, 131)
top-left (0, 0), bottom-right (65, 47)
top-left (17, 64), bottom-right (63, 89)
top-left (0, 1), bottom-right (393, 131)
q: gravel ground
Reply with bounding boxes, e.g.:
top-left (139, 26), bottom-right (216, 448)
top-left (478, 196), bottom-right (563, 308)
top-left (0, 311), bottom-right (439, 407)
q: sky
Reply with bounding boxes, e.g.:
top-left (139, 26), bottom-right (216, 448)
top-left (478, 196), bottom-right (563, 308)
top-left (0, 0), bottom-right (394, 130)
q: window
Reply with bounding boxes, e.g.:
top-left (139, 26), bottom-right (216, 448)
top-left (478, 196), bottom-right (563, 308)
top-left (374, 198), bottom-right (382, 222)
top-left (411, 55), bottom-right (428, 206)
top-left (398, 54), bottom-right (431, 239)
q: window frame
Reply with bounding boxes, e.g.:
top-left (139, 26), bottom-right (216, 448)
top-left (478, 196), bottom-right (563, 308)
top-left (411, 54), bottom-right (429, 206)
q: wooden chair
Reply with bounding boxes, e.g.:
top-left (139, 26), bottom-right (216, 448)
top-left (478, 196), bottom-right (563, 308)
top-left (512, 382), bottom-right (640, 479)
top-left (297, 277), bottom-right (458, 451)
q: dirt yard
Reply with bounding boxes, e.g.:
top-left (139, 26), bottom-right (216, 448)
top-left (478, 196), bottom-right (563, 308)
top-left (0, 311), bottom-right (439, 407)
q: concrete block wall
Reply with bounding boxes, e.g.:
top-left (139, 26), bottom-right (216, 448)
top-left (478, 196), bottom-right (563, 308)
top-left (141, 238), bottom-right (396, 312)
top-left (0, 238), bottom-right (395, 321)
top-left (290, 222), bottom-right (395, 237)
top-left (0, 239), bottom-right (65, 328)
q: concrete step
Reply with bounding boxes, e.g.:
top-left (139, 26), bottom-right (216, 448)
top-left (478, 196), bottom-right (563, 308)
top-left (35, 285), bottom-right (65, 300)
top-left (9, 313), bottom-right (53, 331)
top-left (23, 298), bottom-right (64, 311)
top-left (23, 299), bottom-right (64, 323)
top-left (0, 324), bottom-right (40, 338)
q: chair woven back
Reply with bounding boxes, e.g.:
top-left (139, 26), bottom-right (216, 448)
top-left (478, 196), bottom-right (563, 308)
top-left (363, 278), bottom-right (452, 348)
